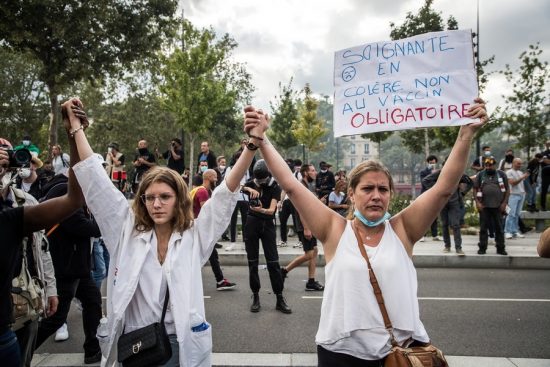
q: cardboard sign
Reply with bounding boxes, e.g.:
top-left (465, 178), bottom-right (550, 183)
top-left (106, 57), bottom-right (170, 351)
top-left (333, 30), bottom-right (478, 137)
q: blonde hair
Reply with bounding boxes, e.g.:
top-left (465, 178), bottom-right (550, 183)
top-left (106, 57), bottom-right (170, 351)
top-left (346, 160), bottom-right (394, 219)
top-left (133, 167), bottom-right (194, 233)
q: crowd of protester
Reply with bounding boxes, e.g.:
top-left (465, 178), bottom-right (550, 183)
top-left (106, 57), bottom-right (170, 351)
top-left (1, 95), bottom-right (549, 367)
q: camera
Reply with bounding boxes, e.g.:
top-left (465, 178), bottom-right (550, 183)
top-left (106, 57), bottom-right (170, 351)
top-left (249, 198), bottom-right (261, 207)
top-left (6, 148), bottom-right (32, 168)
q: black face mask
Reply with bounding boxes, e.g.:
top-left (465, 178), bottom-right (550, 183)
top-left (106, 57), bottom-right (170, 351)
top-left (505, 154), bottom-right (514, 163)
top-left (485, 168), bottom-right (496, 175)
top-left (306, 176), bottom-right (314, 183)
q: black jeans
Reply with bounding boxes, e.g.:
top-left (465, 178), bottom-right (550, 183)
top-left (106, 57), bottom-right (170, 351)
top-left (479, 207), bottom-right (505, 251)
top-left (317, 345), bottom-right (384, 367)
top-left (440, 201), bottom-right (462, 249)
top-left (230, 201), bottom-right (249, 242)
top-left (244, 215), bottom-right (283, 294)
top-left (279, 199), bottom-right (295, 242)
top-left (208, 248), bottom-right (224, 283)
top-left (541, 167), bottom-right (550, 210)
top-left (35, 275), bottom-right (101, 357)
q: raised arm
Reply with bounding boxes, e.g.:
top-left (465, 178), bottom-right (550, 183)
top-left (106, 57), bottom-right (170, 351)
top-left (393, 98), bottom-right (488, 251)
top-left (243, 106), bottom-right (344, 259)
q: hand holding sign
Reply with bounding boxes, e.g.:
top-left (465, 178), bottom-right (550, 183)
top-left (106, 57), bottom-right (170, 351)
top-left (333, 30), bottom-right (478, 137)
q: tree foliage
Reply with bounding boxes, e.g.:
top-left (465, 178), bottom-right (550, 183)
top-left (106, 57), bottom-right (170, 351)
top-left (500, 43), bottom-right (549, 158)
top-left (0, 48), bottom-right (50, 149)
top-left (0, 0), bottom-right (178, 147)
top-left (389, 0), bottom-right (459, 156)
top-left (158, 20), bottom-right (253, 171)
top-left (269, 78), bottom-right (299, 154)
top-left (292, 84), bottom-right (328, 160)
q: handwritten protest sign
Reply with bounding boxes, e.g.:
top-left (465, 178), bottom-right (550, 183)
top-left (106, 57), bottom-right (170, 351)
top-left (333, 30), bottom-right (478, 137)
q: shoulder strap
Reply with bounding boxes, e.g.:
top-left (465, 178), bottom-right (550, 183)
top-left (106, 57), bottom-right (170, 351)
top-left (160, 288), bottom-right (170, 323)
top-left (351, 221), bottom-right (398, 346)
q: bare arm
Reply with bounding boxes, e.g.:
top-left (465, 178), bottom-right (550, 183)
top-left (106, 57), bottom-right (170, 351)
top-left (392, 98), bottom-right (488, 254)
top-left (243, 106), bottom-right (345, 261)
top-left (24, 103), bottom-right (85, 232)
top-left (538, 227), bottom-right (550, 258)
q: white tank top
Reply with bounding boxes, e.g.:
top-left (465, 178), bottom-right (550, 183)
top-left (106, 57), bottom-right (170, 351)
top-left (316, 220), bottom-right (429, 360)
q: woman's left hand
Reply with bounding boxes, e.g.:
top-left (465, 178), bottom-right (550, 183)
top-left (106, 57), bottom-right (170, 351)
top-left (243, 105), bottom-right (269, 138)
top-left (464, 97), bottom-right (488, 131)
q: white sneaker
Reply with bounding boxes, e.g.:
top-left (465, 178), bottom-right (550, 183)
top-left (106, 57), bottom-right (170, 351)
top-left (505, 233), bottom-right (513, 239)
top-left (432, 236), bottom-right (441, 241)
top-left (278, 241), bottom-right (287, 247)
top-left (55, 323), bottom-right (69, 342)
top-left (515, 233), bottom-right (525, 238)
top-left (293, 241), bottom-right (303, 248)
top-left (225, 243), bottom-right (236, 251)
top-left (419, 237), bottom-right (426, 242)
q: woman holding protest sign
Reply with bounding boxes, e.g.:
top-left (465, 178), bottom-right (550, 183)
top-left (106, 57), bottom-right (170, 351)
top-left (243, 97), bottom-right (487, 366)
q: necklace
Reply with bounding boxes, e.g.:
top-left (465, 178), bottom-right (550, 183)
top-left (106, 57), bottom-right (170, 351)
top-left (356, 219), bottom-right (385, 242)
top-left (157, 245), bottom-right (168, 265)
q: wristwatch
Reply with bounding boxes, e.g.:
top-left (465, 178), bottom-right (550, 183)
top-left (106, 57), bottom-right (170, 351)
top-left (245, 140), bottom-right (259, 151)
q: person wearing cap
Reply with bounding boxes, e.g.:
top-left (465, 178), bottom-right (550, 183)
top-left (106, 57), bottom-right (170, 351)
top-left (14, 153), bottom-right (46, 201)
top-left (473, 157), bottom-right (510, 255)
top-left (13, 135), bottom-right (40, 155)
top-left (242, 159), bottom-right (291, 314)
top-left (316, 161), bottom-right (335, 201)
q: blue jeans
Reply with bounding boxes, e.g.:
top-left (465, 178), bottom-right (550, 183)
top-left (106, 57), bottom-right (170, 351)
top-left (505, 194), bottom-right (525, 235)
top-left (91, 238), bottom-right (110, 289)
top-left (160, 334), bottom-right (179, 367)
top-left (0, 329), bottom-right (21, 367)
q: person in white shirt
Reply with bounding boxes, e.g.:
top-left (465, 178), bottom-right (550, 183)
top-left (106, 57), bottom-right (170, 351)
top-left (51, 144), bottom-right (70, 175)
top-left (243, 98), bottom-right (488, 366)
top-left (504, 158), bottom-right (530, 239)
top-left (63, 97), bottom-right (257, 367)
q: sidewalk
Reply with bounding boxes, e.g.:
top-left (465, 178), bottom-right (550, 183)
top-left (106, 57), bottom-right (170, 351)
top-left (219, 231), bottom-right (550, 269)
top-left (31, 352), bottom-right (550, 366)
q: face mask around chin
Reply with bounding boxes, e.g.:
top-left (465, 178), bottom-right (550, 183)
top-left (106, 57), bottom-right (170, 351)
top-left (485, 169), bottom-right (495, 174)
top-left (22, 140), bottom-right (30, 146)
top-left (484, 151), bottom-right (492, 156)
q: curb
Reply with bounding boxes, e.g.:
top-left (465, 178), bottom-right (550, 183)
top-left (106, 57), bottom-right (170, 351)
top-left (31, 353), bottom-right (550, 367)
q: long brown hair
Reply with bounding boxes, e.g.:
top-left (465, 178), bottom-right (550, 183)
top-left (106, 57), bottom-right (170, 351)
top-left (346, 160), bottom-right (394, 219)
top-left (132, 167), bottom-right (194, 233)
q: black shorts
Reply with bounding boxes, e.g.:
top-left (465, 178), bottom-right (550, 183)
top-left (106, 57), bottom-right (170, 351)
top-left (297, 231), bottom-right (317, 252)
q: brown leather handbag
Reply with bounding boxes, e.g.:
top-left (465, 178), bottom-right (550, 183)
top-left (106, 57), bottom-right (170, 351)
top-left (352, 223), bottom-right (449, 367)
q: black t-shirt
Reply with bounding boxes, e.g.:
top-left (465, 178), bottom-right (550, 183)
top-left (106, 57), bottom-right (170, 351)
top-left (163, 148), bottom-right (184, 174)
top-left (134, 149), bottom-right (156, 176)
top-left (0, 206), bottom-right (24, 327)
top-left (244, 179), bottom-right (281, 220)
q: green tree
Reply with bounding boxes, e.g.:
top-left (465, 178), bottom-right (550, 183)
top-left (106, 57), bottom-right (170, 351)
top-left (292, 84), bottom-right (328, 162)
top-left (0, 0), bottom-right (178, 148)
top-left (0, 48), bottom-right (50, 150)
top-left (158, 20), bottom-right (253, 171)
top-left (389, 0), bottom-right (458, 156)
top-left (269, 78), bottom-right (299, 155)
top-left (500, 43), bottom-right (549, 159)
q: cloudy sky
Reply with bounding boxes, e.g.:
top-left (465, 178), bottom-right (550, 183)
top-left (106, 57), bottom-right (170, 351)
top-left (181, 0), bottom-right (549, 115)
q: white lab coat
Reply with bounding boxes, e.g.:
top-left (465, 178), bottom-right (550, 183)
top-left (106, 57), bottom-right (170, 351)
top-left (74, 155), bottom-right (238, 367)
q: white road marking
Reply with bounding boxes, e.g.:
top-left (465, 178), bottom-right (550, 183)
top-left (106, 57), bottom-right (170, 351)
top-left (301, 296), bottom-right (550, 302)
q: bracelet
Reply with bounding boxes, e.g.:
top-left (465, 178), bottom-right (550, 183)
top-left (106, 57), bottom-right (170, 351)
top-left (247, 134), bottom-right (264, 141)
top-left (245, 140), bottom-right (259, 151)
top-left (69, 125), bottom-right (84, 138)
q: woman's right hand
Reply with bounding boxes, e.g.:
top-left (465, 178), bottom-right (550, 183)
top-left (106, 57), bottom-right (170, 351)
top-left (243, 105), bottom-right (269, 139)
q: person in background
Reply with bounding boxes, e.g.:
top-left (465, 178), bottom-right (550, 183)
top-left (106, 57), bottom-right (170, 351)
top-left (15, 153), bottom-right (47, 201)
top-left (157, 138), bottom-right (184, 175)
top-left (540, 140), bottom-right (550, 211)
top-left (504, 158), bottom-right (529, 239)
top-left (328, 179), bottom-right (349, 217)
top-left (316, 161), bottom-right (335, 200)
top-left (471, 145), bottom-right (492, 173)
top-left (525, 153), bottom-right (543, 212)
top-left (131, 139), bottom-right (156, 193)
top-left (226, 151), bottom-right (250, 251)
top-left (105, 143), bottom-right (125, 192)
top-left (51, 145), bottom-right (70, 176)
top-left (242, 98), bottom-right (487, 366)
top-left (498, 148), bottom-right (514, 171)
top-left (419, 155), bottom-right (440, 241)
top-left (13, 135), bottom-right (40, 155)
top-left (196, 141), bottom-right (217, 171)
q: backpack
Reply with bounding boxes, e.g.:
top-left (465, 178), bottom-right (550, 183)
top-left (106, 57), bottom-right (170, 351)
top-left (11, 237), bottom-right (44, 331)
top-left (189, 186), bottom-right (208, 201)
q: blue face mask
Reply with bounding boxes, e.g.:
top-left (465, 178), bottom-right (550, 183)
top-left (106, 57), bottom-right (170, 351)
top-left (354, 209), bottom-right (391, 227)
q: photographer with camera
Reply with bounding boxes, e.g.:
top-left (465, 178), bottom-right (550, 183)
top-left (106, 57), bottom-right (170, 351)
top-left (242, 159), bottom-right (291, 314)
top-left (156, 138), bottom-right (184, 175)
top-left (0, 123), bottom-right (84, 366)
